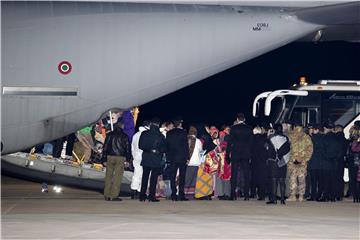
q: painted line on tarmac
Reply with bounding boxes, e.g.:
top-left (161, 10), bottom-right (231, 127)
top-left (3, 204), bottom-right (18, 215)
top-left (2, 192), bottom-right (34, 215)
top-left (61, 223), bottom-right (130, 239)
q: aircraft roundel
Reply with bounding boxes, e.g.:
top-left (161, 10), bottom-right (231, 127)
top-left (58, 61), bottom-right (72, 75)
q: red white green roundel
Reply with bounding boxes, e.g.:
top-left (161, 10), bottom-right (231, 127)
top-left (58, 61), bottom-right (72, 75)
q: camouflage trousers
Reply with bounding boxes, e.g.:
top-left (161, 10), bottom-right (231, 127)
top-left (288, 165), bottom-right (307, 197)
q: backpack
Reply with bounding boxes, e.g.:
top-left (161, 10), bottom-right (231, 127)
top-left (42, 143), bottom-right (53, 155)
top-left (269, 135), bottom-right (290, 168)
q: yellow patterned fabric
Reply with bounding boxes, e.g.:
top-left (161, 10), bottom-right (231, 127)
top-left (132, 107), bottom-right (140, 126)
top-left (204, 151), bottom-right (219, 174)
top-left (195, 163), bottom-right (213, 198)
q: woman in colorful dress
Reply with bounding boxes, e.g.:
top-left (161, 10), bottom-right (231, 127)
top-left (215, 130), bottom-right (232, 200)
top-left (194, 125), bottom-right (216, 200)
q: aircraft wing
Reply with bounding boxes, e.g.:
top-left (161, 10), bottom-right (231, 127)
top-left (294, 1), bottom-right (360, 42)
top-left (294, 1), bottom-right (360, 25)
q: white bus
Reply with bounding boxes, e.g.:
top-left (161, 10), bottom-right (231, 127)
top-left (253, 79), bottom-right (360, 138)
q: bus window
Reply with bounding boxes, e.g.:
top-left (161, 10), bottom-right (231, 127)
top-left (308, 108), bottom-right (319, 125)
top-left (290, 108), bottom-right (307, 126)
top-left (296, 92), bottom-right (321, 107)
top-left (321, 92), bottom-right (360, 126)
top-left (258, 97), bottom-right (285, 124)
top-left (281, 96), bottom-right (297, 123)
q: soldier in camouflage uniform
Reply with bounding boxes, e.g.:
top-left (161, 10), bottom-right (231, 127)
top-left (288, 123), bottom-right (313, 201)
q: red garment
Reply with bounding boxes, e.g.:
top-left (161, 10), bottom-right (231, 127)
top-left (203, 141), bottom-right (231, 180)
top-left (204, 150), bottom-right (219, 174)
top-left (219, 131), bottom-right (227, 139)
top-left (217, 141), bottom-right (231, 180)
top-left (203, 136), bottom-right (232, 182)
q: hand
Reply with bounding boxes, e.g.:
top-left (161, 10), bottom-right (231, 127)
top-left (124, 161), bottom-right (130, 168)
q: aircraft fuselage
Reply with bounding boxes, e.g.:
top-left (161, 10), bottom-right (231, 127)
top-left (1, 1), bottom-right (358, 153)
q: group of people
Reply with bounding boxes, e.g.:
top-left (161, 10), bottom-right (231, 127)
top-left (28, 110), bottom-right (136, 166)
top-left (102, 112), bottom-right (360, 204)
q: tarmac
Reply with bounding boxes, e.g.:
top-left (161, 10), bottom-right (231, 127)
top-left (1, 176), bottom-right (359, 239)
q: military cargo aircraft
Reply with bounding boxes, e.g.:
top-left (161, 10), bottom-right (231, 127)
top-left (2, 1), bottom-right (360, 154)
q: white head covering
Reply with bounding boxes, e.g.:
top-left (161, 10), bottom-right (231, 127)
top-left (253, 127), bottom-right (262, 135)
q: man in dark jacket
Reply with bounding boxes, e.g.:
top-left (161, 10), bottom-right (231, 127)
top-left (196, 124), bottom-right (216, 154)
top-left (307, 125), bottom-right (325, 201)
top-left (103, 122), bottom-right (131, 201)
top-left (226, 113), bottom-right (254, 200)
top-left (251, 126), bottom-right (269, 200)
top-left (166, 117), bottom-right (190, 201)
top-left (334, 125), bottom-right (347, 201)
top-left (139, 118), bottom-right (166, 202)
top-left (319, 123), bottom-right (343, 202)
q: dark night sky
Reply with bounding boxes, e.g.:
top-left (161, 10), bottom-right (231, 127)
top-left (138, 42), bottom-right (360, 128)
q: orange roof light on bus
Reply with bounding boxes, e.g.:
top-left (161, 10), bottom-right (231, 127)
top-left (300, 76), bottom-right (308, 86)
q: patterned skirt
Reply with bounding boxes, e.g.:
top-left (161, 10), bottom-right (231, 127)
top-left (195, 163), bottom-right (214, 198)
